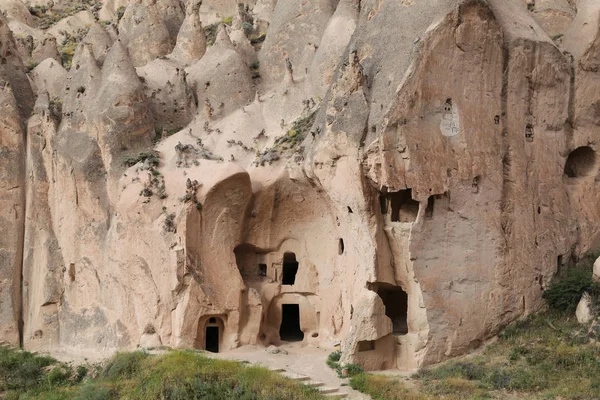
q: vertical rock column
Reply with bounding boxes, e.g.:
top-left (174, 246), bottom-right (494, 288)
top-left (0, 83), bottom-right (26, 345)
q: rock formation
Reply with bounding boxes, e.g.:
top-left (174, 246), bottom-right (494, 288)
top-left (0, 0), bottom-right (598, 371)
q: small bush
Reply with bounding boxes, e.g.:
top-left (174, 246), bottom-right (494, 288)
top-left (543, 263), bottom-right (596, 313)
top-left (163, 213), bottom-right (176, 233)
top-left (74, 365), bottom-right (88, 383)
top-left (102, 351), bottom-right (148, 379)
top-left (344, 363), bottom-right (363, 377)
top-left (326, 351), bottom-right (341, 370)
top-left (122, 151), bottom-right (160, 168)
top-left (242, 21), bottom-right (253, 35)
top-left (116, 6), bottom-right (126, 21)
top-left (75, 383), bottom-right (113, 400)
top-left (47, 366), bottom-right (71, 386)
top-left (0, 348), bottom-right (57, 392)
top-left (143, 323), bottom-right (156, 335)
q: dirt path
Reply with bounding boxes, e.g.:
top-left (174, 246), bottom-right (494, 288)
top-left (210, 342), bottom-right (370, 399)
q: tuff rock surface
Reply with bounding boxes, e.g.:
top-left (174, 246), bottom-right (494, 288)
top-left (0, 0), bottom-right (598, 371)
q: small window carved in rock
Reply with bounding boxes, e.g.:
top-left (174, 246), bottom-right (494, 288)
top-left (381, 189), bottom-right (419, 223)
top-left (259, 264), bottom-right (267, 277)
top-left (494, 115), bottom-right (500, 125)
top-left (339, 238), bottom-right (345, 255)
top-left (282, 253), bottom-right (298, 285)
top-left (425, 196), bottom-right (435, 219)
top-left (68, 263), bottom-right (75, 282)
top-left (358, 340), bottom-right (376, 352)
top-left (472, 176), bottom-right (480, 193)
top-left (525, 124), bottom-right (534, 142)
top-left (444, 99), bottom-right (452, 112)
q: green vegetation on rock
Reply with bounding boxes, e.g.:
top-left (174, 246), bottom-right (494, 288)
top-left (1, 349), bottom-right (327, 399)
top-left (347, 312), bottom-right (600, 400)
top-left (543, 253), bottom-right (600, 313)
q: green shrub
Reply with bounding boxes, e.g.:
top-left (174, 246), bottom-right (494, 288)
top-left (326, 351), bottom-right (341, 370)
top-left (102, 351), bottom-right (148, 379)
top-left (75, 383), bottom-right (113, 400)
top-left (74, 365), bottom-right (88, 383)
top-left (122, 151), bottom-right (160, 168)
top-left (344, 363), bottom-right (363, 377)
top-left (47, 366), bottom-right (71, 386)
top-left (543, 264), bottom-right (596, 313)
top-left (116, 6), bottom-right (126, 21)
top-left (0, 348), bottom-right (57, 392)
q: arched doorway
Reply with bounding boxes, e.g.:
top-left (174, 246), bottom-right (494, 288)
top-left (195, 316), bottom-right (225, 352)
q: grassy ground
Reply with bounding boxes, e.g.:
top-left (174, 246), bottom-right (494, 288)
top-left (0, 348), bottom-right (326, 400)
top-left (348, 312), bottom-right (600, 399)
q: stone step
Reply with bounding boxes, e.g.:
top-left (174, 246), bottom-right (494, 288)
top-left (281, 372), bottom-right (311, 381)
top-left (303, 380), bottom-right (325, 388)
top-left (268, 367), bottom-right (286, 373)
top-left (318, 386), bottom-right (340, 394)
top-left (325, 392), bottom-right (348, 398)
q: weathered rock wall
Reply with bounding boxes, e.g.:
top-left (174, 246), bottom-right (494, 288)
top-left (0, 0), bottom-right (598, 371)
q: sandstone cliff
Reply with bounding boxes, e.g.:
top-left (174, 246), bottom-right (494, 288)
top-left (0, 0), bottom-right (598, 371)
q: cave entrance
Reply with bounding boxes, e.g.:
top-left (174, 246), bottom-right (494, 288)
top-left (205, 326), bottom-right (219, 353)
top-left (380, 189), bottom-right (419, 222)
top-left (196, 316), bottom-right (224, 352)
top-left (279, 304), bottom-right (304, 342)
top-left (564, 146), bottom-right (597, 178)
top-left (373, 283), bottom-right (408, 335)
top-left (282, 252), bottom-right (298, 285)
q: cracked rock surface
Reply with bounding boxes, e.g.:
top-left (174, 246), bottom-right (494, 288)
top-left (0, 0), bottom-right (598, 371)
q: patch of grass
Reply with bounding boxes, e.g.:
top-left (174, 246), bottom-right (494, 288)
top-left (59, 28), bottom-right (89, 70)
top-left (415, 312), bottom-right (600, 399)
top-left (3, 349), bottom-right (327, 399)
top-left (349, 310), bottom-right (600, 400)
top-left (349, 374), bottom-right (426, 400)
top-left (102, 351), bottom-right (148, 379)
top-left (255, 109), bottom-right (317, 166)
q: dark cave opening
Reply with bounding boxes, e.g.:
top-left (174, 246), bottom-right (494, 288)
top-left (279, 304), bottom-right (304, 342)
top-left (282, 252), bottom-right (298, 285)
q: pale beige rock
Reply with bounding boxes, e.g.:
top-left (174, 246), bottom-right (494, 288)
top-left (593, 257), bottom-right (600, 283)
top-left (186, 25), bottom-right (255, 118)
top-left (83, 23), bottom-right (113, 65)
top-left (118, 0), bottom-right (173, 67)
top-left (5, 0), bottom-right (600, 375)
top-left (139, 332), bottom-right (162, 348)
top-left (31, 35), bottom-right (60, 64)
top-left (29, 58), bottom-right (67, 99)
top-left (46, 10), bottom-right (96, 45)
top-left (136, 58), bottom-right (196, 131)
top-left (169, 4), bottom-right (206, 66)
top-left (0, 0), bottom-right (35, 26)
top-left (576, 293), bottom-right (593, 324)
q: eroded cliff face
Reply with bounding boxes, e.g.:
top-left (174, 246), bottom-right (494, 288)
top-left (0, 0), bottom-right (598, 370)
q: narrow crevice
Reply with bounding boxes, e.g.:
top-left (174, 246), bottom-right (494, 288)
top-left (499, 39), bottom-right (511, 253)
top-left (18, 124), bottom-right (28, 348)
top-left (565, 51), bottom-right (575, 149)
